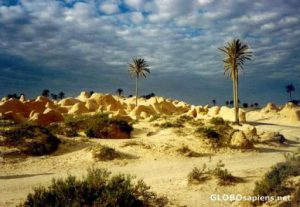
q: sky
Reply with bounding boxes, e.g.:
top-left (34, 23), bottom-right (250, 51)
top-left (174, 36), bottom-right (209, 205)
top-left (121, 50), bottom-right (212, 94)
top-left (0, 0), bottom-right (299, 106)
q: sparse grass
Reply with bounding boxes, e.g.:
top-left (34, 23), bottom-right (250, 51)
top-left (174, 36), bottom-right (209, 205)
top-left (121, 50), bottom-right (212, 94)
top-left (0, 123), bottom-right (60, 156)
top-left (21, 168), bottom-right (168, 207)
top-left (177, 145), bottom-right (202, 157)
top-left (188, 164), bottom-right (209, 184)
top-left (188, 119), bottom-right (204, 127)
top-left (188, 160), bottom-right (241, 186)
top-left (253, 152), bottom-right (300, 206)
top-left (211, 160), bottom-right (241, 185)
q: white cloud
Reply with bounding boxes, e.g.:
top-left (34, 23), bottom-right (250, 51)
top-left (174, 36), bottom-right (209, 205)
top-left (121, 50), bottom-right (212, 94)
top-left (99, 2), bottom-right (119, 14)
top-left (124, 0), bottom-right (145, 10)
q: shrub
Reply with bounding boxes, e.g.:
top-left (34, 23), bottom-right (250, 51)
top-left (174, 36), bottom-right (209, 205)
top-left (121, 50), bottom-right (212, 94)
top-left (22, 168), bottom-right (168, 207)
top-left (159, 121), bottom-right (183, 128)
top-left (188, 165), bottom-right (209, 184)
top-left (89, 145), bottom-right (121, 161)
top-left (210, 117), bottom-right (226, 125)
top-left (195, 127), bottom-right (220, 141)
top-left (0, 123), bottom-right (60, 156)
top-left (63, 114), bottom-right (133, 139)
top-left (253, 153), bottom-right (300, 205)
top-left (211, 161), bottom-right (240, 185)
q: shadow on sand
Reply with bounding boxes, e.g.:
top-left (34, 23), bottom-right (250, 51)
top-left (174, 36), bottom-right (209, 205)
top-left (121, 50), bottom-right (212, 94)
top-left (0, 172), bottom-right (54, 180)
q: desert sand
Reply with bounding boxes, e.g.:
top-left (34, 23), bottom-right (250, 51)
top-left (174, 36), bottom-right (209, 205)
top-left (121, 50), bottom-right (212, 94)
top-left (0, 92), bottom-right (300, 207)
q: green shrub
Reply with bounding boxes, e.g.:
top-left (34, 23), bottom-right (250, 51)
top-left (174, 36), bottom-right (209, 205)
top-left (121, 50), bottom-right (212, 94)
top-left (22, 168), bottom-right (168, 207)
top-left (253, 153), bottom-right (300, 205)
top-left (188, 165), bottom-right (209, 184)
top-left (0, 123), bottom-right (60, 156)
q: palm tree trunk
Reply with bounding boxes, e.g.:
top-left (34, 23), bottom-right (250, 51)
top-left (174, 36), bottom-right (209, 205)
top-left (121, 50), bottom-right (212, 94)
top-left (235, 71), bottom-right (240, 124)
top-left (233, 63), bottom-right (239, 124)
top-left (135, 76), bottom-right (139, 106)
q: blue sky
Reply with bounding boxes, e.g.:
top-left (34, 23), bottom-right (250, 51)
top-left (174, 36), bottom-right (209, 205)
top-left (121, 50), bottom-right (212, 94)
top-left (0, 0), bottom-right (299, 105)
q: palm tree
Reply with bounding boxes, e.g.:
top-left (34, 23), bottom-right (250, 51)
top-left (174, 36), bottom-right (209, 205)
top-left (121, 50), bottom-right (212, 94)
top-left (58, 92), bottom-right (65, 100)
top-left (116, 88), bottom-right (124, 96)
top-left (51, 93), bottom-right (58, 100)
top-left (128, 57), bottom-right (150, 106)
top-left (254, 102), bottom-right (259, 108)
top-left (286, 84), bottom-right (295, 101)
top-left (219, 39), bottom-right (252, 124)
top-left (42, 89), bottom-right (50, 97)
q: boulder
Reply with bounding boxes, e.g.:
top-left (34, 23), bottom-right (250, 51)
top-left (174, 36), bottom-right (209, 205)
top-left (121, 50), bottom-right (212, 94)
top-left (85, 99), bottom-right (98, 111)
top-left (230, 131), bottom-right (253, 149)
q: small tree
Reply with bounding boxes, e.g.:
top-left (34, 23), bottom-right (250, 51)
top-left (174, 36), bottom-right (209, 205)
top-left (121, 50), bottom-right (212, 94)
top-left (51, 93), bottom-right (58, 100)
top-left (212, 99), bottom-right (216, 106)
top-left (243, 103), bottom-right (248, 108)
top-left (128, 58), bottom-right (150, 106)
top-left (116, 88), bottom-right (123, 96)
top-left (42, 89), bottom-right (50, 97)
top-left (58, 92), bottom-right (65, 100)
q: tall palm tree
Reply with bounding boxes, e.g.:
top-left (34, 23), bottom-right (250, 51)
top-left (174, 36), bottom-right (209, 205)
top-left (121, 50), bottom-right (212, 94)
top-left (219, 39), bottom-right (252, 124)
top-left (286, 84), bottom-right (295, 101)
top-left (128, 58), bottom-right (150, 106)
top-left (116, 88), bottom-right (124, 96)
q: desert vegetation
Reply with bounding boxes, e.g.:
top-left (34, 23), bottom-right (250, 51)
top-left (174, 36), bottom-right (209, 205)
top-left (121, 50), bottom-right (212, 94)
top-left (21, 168), bottom-right (168, 207)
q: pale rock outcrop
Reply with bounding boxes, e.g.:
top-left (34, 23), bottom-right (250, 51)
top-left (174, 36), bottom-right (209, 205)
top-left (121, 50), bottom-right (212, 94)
top-left (230, 131), bottom-right (253, 149)
top-left (279, 102), bottom-right (300, 122)
top-left (261, 102), bottom-right (279, 113)
top-left (207, 106), bottom-right (221, 116)
top-left (130, 105), bottom-right (157, 119)
top-left (218, 106), bottom-right (246, 122)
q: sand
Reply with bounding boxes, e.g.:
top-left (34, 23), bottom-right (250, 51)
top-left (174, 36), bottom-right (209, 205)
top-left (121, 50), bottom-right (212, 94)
top-left (1, 116), bottom-right (300, 207)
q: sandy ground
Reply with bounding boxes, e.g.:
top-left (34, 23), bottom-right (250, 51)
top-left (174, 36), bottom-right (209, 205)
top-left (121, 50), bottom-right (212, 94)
top-left (0, 118), bottom-right (300, 207)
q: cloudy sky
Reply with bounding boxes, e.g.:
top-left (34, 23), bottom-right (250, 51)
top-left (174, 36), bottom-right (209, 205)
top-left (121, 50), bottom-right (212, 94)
top-left (0, 0), bottom-right (299, 105)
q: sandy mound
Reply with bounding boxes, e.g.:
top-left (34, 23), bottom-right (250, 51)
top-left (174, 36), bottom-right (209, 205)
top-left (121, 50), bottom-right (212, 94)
top-left (29, 109), bottom-right (64, 125)
top-left (279, 102), bottom-right (300, 122)
top-left (68, 102), bottom-right (89, 114)
top-left (76, 91), bottom-right (90, 102)
top-left (207, 106), bottom-right (220, 116)
top-left (130, 105), bottom-right (157, 119)
top-left (261, 102), bottom-right (279, 113)
top-left (58, 98), bottom-right (81, 107)
top-left (85, 99), bottom-right (98, 112)
top-left (0, 99), bottom-right (30, 117)
top-left (0, 111), bottom-right (25, 123)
